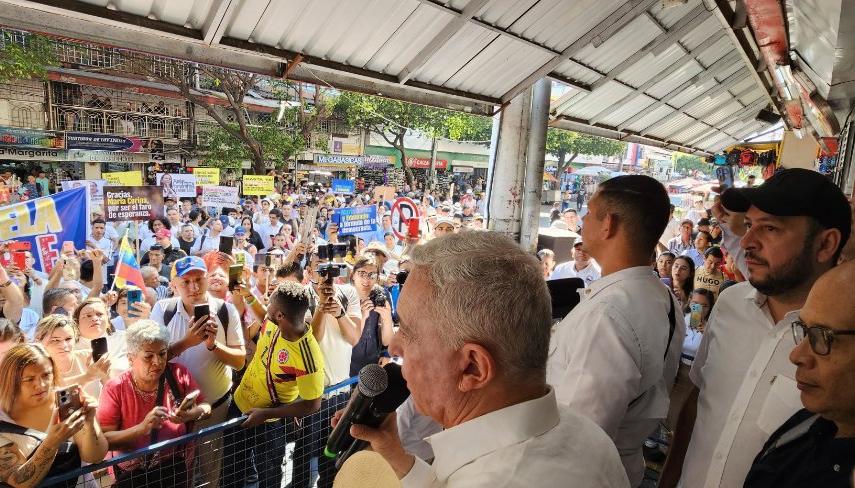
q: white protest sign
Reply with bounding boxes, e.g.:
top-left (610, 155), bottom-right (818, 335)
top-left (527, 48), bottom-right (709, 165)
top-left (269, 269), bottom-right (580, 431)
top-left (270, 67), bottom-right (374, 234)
top-left (156, 173), bottom-right (197, 199)
top-left (202, 185), bottom-right (240, 208)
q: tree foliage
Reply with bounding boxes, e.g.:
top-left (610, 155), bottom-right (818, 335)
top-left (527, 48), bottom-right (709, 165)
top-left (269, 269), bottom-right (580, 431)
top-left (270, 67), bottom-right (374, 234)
top-left (546, 128), bottom-right (626, 175)
top-left (444, 113), bottom-right (492, 143)
top-left (674, 153), bottom-right (713, 177)
top-left (0, 32), bottom-right (58, 83)
top-left (200, 121), bottom-right (305, 170)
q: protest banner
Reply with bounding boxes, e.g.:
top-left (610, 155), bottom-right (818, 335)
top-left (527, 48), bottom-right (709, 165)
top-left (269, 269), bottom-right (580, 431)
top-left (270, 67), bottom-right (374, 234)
top-left (104, 186), bottom-right (164, 222)
top-left (242, 175), bottom-right (275, 195)
top-left (373, 185), bottom-right (396, 202)
top-left (66, 132), bottom-right (142, 152)
top-left (61, 180), bottom-right (106, 206)
top-left (103, 171), bottom-right (142, 186)
top-left (0, 187), bottom-right (88, 273)
top-left (333, 205), bottom-right (378, 237)
top-left (390, 197), bottom-right (420, 241)
top-left (193, 167), bottom-right (220, 186)
top-left (331, 179), bottom-right (356, 194)
top-left (202, 185), bottom-right (240, 208)
top-left (156, 173), bottom-right (197, 199)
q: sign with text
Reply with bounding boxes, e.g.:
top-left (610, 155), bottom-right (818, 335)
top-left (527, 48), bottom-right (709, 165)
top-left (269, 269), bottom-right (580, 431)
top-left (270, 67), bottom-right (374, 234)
top-left (104, 186), bottom-right (164, 222)
top-left (156, 173), bottom-right (197, 199)
top-left (60, 180), bottom-right (106, 206)
top-left (406, 157), bottom-right (448, 169)
top-left (333, 205), bottom-right (378, 236)
top-left (67, 149), bottom-right (149, 163)
top-left (0, 126), bottom-right (65, 149)
top-left (373, 186), bottom-right (396, 203)
top-left (331, 179), bottom-right (356, 194)
top-left (0, 146), bottom-right (65, 161)
top-left (0, 187), bottom-right (88, 273)
top-left (103, 171), bottom-right (143, 186)
top-left (66, 132), bottom-right (142, 152)
top-left (193, 167), bottom-right (220, 186)
top-left (242, 175), bottom-right (275, 195)
top-left (202, 185), bottom-right (240, 208)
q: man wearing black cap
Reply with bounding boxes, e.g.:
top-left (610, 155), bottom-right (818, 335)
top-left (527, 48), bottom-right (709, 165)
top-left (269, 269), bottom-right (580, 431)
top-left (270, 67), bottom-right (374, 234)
top-left (659, 168), bottom-right (851, 488)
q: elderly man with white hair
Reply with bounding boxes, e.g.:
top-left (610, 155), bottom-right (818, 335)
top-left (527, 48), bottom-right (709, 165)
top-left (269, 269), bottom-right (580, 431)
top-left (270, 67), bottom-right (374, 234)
top-left (345, 231), bottom-right (628, 488)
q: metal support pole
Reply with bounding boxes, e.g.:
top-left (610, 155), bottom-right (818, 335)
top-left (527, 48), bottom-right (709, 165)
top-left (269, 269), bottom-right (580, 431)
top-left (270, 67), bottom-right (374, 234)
top-left (520, 78), bottom-right (551, 252)
top-left (485, 87), bottom-right (532, 240)
top-left (428, 136), bottom-right (438, 191)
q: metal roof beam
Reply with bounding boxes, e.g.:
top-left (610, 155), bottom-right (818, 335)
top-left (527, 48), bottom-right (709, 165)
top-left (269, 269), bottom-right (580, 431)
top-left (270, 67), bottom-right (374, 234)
top-left (586, 32), bottom-right (726, 125)
top-left (397, 0), bottom-right (492, 84)
top-left (684, 97), bottom-right (769, 146)
top-left (550, 114), bottom-right (712, 155)
top-left (500, 0), bottom-right (660, 103)
top-left (201, 0), bottom-right (239, 45)
top-left (639, 70), bottom-right (750, 135)
top-left (658, 82), bottom-right (759, 140)
top-left (615, 52), bottom-right (741, 131)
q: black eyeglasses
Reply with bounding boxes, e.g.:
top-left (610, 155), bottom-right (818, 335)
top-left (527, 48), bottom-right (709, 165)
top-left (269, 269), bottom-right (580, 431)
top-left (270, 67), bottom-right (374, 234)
top-left (791, 319), bottom-right (855, 356)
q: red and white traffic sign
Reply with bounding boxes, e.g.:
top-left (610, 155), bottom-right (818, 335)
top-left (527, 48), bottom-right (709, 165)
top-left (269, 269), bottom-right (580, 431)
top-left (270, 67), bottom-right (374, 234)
top-left (390, 197), bottom-right (420, 241)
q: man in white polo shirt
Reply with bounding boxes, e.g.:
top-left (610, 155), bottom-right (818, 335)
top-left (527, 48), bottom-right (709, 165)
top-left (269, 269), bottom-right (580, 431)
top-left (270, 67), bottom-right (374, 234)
top-left (549, 240), bottom-right (601, 286)
top-left (151, 256), bottom-right (246, 488)
top-left (658, 168), bottom-right (852, 488)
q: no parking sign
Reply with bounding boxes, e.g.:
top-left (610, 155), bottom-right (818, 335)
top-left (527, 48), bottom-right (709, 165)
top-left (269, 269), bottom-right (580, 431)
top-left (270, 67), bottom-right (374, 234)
top-left (390, 197), bottom-right (420, 241)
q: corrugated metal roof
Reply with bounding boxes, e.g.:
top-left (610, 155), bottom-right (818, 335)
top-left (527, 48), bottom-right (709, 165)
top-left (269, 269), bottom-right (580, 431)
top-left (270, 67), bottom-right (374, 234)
top-left (3, 0), bottom-right (780, 155)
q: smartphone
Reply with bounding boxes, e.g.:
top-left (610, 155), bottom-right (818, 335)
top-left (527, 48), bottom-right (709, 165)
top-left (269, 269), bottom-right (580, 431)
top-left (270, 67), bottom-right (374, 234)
top-left (228, 264), bottom-right (243, 291)
top-left (91, 336), bottom-right (109, 363)
top-left (56, 385), bottom-right (82, 421)
top-left (194, 303), bottom-right (210, 324)
top-left (174, 389), bottom-right (200, 413)
top-left (235, 252), bottom-right (246, 267)
top-left (715, 166), bottom-right (734, 192)
top-left (689, 302), bottom-right (704, 330)
top-left (127, 288), bottom-right (143, 318)
top-left (219, 236), bottom-right (234, 255)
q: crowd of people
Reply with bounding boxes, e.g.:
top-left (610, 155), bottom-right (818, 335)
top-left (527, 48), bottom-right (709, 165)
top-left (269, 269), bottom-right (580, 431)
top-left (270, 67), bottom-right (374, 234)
top-left (0, 166), bottom-right (850, 488)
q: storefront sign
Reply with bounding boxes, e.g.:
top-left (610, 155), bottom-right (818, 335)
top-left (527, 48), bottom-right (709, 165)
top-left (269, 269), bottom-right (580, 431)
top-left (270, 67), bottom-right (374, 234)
top-left (193, 167), bottom-right (220, 186)
top-left (60, 180), bottom-right (106, 206)
top-left (0, 126), bottom-right (65, 149)
top-left (452, 166), bottom-right (474, 173)
top-left (0, 186), bottom-right (88, 273)
top-left (0, 146), bottom-right (66, 161)
top-left (156, 173), bottom-right (197, 199)
top-left (406, 157), bottom-right (448, 169)
top-left (314, 154), bottom-right (363, 165)
top-left (331, 179), bottom-right (356, 194)
top-left (242, 175), bottom-right (275, 195)
top-left (103, 171), bottom-right (143, 186)
top-left (201, 185), bottom-right (239, 207)
top-left (104, 186), bottom-right (164, 222)
top-left (67, 150), bottom-right (149, 163)
top-left (66, 132), bottom-right (142, 152)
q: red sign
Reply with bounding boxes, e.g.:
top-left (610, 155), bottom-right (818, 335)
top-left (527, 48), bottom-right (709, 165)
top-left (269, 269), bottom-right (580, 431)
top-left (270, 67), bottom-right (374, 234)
top-left (390, 197), bottom-right (420, 241)
top-left (405, 157), bottom-right (448, 170)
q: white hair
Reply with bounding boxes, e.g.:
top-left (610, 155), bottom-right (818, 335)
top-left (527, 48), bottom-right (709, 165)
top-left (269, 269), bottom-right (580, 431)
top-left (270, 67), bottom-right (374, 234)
top-left (126, 319), bottom-right (169, 353)
top-left (410, 231), bottom-right (552, 380)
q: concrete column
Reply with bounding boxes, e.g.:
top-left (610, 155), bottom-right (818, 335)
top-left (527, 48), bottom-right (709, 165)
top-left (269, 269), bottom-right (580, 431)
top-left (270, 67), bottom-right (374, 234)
top-left (485, 86), bottom-right (531, 239)
top-left (519, 78), bottom-right (551, 252)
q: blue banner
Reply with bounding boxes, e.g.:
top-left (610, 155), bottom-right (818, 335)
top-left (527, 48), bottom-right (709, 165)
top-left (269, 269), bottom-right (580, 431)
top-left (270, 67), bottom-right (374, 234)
top-left (333, 205), bottom-right (377, 240)
top-left (0, 187), bottom-right (89, 273)
top-left (331, 179), bottom-right (356, 194)
top-left (67, 132), bottom-right (139, 152)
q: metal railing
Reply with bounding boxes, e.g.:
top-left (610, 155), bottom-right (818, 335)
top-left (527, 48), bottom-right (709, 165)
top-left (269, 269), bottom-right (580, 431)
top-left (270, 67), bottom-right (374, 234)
top-left (42, 376), bottom-right (358, 488)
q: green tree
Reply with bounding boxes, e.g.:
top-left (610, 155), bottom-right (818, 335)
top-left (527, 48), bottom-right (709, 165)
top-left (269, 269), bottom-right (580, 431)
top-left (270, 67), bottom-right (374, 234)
top-left (0, 32), bottom-right (57, 83)
top-left (200, 121), bottom-right (304, 170)
top-left (444, 113), bottom-right (492, 143)
top-left (546, 128), bottom-right (626, 176)
top-left (674, 153), bottom-right (713, 177)
top-left (335, 91), bottom-right (449, 187)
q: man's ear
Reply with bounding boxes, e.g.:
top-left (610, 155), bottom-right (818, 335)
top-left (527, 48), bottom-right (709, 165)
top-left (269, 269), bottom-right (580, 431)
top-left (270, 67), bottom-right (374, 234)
top-left (816, 228), bottom-right (842, 265)
top-left (456, 343), bottom-right (496, 393)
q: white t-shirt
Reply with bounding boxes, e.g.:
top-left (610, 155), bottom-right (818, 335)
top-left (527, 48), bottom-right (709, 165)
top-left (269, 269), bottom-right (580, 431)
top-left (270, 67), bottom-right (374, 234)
top-left (256, 222), bottom-right (283, 251)
top-left (73, 332), bottom-right (129, 399)
top-left (317, 284), bottom-right (361, 387)
top-left (549, 260), bottom-right (602, 286)
top-left (150, 296), bottom-right (244, 402)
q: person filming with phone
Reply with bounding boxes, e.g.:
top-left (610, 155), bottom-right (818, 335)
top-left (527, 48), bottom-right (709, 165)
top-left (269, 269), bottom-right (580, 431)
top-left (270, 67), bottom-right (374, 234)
top-left (0, 343), bottom-right (108, 488)
top-left (97, 320), bottom-right (211, 487)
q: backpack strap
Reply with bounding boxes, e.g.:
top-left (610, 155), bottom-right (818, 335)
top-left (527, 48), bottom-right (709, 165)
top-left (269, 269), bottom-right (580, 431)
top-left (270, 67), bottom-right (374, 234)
top-left (628, 291), bottom-right (678, 408)
top-left (165, 297), bottom-right (231, 344)
top-left (162, 298), bottom-right (181, 328)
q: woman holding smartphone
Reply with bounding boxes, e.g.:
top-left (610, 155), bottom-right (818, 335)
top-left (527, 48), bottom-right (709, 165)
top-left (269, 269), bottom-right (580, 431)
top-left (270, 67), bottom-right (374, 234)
top-left (0, 343), bottom-right (108, 488)
top-left (98, 320), bottom-right (210, 487)
top-left (35, 315), bottom-right (109, 395)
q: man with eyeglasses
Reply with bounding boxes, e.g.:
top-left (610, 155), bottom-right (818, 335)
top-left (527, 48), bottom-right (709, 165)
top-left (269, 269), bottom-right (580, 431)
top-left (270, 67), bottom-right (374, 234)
top-left (659, 169), bottom-right (851, 488)
top-left (743, 260), bottom-right (855, 488)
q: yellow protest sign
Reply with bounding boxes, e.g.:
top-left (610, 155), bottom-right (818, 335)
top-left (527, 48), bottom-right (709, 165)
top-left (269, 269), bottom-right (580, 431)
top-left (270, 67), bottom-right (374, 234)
top-left (194, 167), bottom-right (220, 186)
top-left (103, 171), bottom-right (142, 186)
top-left (242, 175), bottom-right (275, 195)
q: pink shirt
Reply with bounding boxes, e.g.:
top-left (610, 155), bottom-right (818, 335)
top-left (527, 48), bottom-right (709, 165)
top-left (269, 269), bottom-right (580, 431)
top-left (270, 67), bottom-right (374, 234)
top-left (97, 363), bottom-right (204, 469)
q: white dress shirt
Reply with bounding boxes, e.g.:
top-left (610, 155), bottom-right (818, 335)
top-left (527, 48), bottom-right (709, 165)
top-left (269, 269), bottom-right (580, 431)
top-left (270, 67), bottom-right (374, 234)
top-left (257, 221), bottom-right (283, 250)
top-left (682, 282), bottom-right (802, 488)
top-left (401, 388), bottom-right (628, 488)
top-left (549, 260), bottom-right (602, 286)
top-left (546, 266), bottom-right (684, 487)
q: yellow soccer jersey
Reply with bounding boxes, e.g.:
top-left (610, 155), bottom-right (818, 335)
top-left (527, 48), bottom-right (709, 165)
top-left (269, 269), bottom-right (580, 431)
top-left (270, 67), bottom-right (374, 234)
top-left (234, 321), bottom-right (325, 413)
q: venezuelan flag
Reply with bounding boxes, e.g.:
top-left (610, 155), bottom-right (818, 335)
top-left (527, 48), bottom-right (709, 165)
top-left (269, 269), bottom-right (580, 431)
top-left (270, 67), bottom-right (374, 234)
top-left (113, 234), bottom-right (145, 289)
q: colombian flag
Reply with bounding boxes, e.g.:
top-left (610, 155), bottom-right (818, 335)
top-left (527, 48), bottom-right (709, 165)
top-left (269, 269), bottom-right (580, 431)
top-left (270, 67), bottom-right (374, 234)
top-left (113, 234), bottom-right (144, 289)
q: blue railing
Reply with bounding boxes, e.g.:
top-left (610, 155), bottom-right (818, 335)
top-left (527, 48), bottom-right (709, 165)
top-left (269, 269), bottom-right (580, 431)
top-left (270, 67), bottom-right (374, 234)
top-left (42, 376), bottom-right (358, 486)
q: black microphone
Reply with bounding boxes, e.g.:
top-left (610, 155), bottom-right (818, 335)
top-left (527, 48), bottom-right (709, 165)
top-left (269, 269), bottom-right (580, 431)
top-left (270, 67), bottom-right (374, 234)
top-left (324, 362), bottom-right (409, 468)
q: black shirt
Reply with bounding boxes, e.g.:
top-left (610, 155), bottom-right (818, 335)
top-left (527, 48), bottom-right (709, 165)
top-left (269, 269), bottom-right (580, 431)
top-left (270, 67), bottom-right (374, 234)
top-left (744, 409), bottom-right (855, 488)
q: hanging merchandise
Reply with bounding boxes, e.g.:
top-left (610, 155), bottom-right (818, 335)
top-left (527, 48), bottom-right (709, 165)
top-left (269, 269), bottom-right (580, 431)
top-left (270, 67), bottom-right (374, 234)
top-left (714, 154), bottom-right (727, 166)
top-left (739, 149), bottom-right (757, 167)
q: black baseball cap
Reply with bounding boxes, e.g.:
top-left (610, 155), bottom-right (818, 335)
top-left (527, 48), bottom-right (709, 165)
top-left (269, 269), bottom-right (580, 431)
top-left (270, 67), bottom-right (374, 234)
top-left (697, 218), bottom-right (711, 227)
top-left (721, 168), bottom-right (851, 244)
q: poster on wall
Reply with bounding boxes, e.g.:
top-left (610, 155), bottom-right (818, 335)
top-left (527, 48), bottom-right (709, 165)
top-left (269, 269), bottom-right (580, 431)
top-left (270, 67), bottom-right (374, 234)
top-left (156, 173), bottom-right (197, 199)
